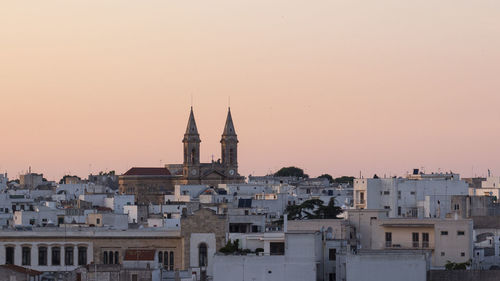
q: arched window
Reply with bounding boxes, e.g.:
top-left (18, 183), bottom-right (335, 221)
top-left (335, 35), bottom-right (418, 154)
top-left (169, 251), bottom-right (174, 270)
top-left (199, 243), bottom-right (207, 267)
top-left (163, 251), bottom-right (169, 267)
top-left (191, 149), bottom-right (196, 164)
top-left (114, 251), bottom-right (119, 264)
top-left (109, 251), bottom-right (114, 264)
top-left (158, 251), bottom-right (163, 263)
top-left (103, 251), bottom-right (108, 264)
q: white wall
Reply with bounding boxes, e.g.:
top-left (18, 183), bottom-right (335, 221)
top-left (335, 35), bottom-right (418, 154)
top-left (346, 252), bottom-right (427, 281)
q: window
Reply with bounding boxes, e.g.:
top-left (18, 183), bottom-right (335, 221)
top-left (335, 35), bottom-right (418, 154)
top-left (52, 247), bottom-right (61, 266)
top-left (329, 273), bottom-right (336, 281)
top-left (270, 242), bottom-right (285, 255)
top-left (103, 251), bottom-right (108, 264)
top-left (383, 191), bottom-right (390, 195)
top-left (78, 247), bottom-right (87, 266)
top-left (65, 247), bottom-right (74, 265)
top-left (385, 232), bottom-right (392, 247)
top-left (457, 231), bottom-right (465, 236)
top-left (454, 204), bottom-right (460, 210)
top-left (22, 247), bottom-right (31, 266)
top-left (412, 233), bottom-right (419, 248)
top-left (163, 251), bottom-right (169, 267)
top-left (461, 252), bottom-right (465, 257)
top-left (169, 251), bottom-right (174, 270)
top-left (410, 191), bottom-right (416, 195)
top-left (132, 274), bottom-right (138, 281)
top-left (6, 247), bottom-right (14, 265)
top-left (422, 233), bottom-right (429, 248)
top-left (199, 243), bottom-right (208, 267)
top-left (114, 251), bottom-right (119, 264)
top-left (329, 248), bottom-right (336, 261)
top-left (398, 207), bottom-right (401, 216)
top-left (441, 231), bottom-right (448, 235)
top-left (441, 252), bottom-right (445, 256)
top-left (397, 191), bottom-right (401, 199)
top-left (38, 246), bottom-right (48, 266)
top-left (384, 206), bottom-right (390, 210)
top-left (96, 218), bottom-right (101, 225)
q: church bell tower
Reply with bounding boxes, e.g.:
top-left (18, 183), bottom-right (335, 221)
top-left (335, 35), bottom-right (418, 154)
top-left (183, 107), bottom-right (201, 179)
top-left (220, 107), bottom-right (238, 177)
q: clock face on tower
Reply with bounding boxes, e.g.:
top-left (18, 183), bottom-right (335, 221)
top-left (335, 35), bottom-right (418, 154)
top-left (191, 169), bottom-right (197, 176)
top-left (229, 169), bottom-right (235, 176)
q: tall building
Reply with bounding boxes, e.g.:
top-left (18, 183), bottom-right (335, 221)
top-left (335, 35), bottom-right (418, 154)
top-left (119, 107), bottom-right (244, 203)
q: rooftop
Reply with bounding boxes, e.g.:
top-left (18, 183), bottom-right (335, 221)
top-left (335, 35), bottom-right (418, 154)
top-left (123, 167), bottom-right (171, 176)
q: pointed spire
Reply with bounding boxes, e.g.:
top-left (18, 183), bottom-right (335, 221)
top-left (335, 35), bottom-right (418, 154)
top-left (222, 107), bottom-right (236, 136)
top-left (185, 107), bottom-right (199, 135)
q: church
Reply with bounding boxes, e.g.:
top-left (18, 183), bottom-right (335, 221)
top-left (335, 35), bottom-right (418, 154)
top-left (118, 107), bottom-right (244, 203)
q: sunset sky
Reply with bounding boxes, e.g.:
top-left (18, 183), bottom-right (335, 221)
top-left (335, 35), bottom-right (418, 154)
top-left (1, 1), bottom-right (499, 181)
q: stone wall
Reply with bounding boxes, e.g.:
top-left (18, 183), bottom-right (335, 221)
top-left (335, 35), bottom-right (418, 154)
top-left (180, 208), bottom-right (227, 269)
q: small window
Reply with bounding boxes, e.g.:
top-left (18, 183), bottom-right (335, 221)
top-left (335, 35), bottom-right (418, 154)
top-left (461, 252), bottom-right (465, 257)
top-left (441, 231), bottom-right (448, 236)
top-left (22, 247), bottom-right (31, 266)
top-left (383, 191), bottom-right (390, 195)
top-left (441, 252), bottom-right (445, 256)
top-left (39, 246), bottom-right (48, 266)
top-left (96, 218), bottom-right (101, 225)
top-left (384, 206), bottom-right (390, 209)
top-left (65, 247), bottom-right (74, 265)
top-left (329, 249), bottom-right (336, 261)
top-left (410, 191), bottom-right (416, 195)
top-left (457, 231), bottom-right (465, 236)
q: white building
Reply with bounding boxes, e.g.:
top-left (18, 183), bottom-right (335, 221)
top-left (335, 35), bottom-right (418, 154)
top-left (343, 251), bottom-right (429, 281)
top-left (354, 171), bottom-right (468, 218)
top-left (104, 195), bottom-right (134, 213)
top-left (13, 206), bottom-right (65, 227)
top-left (213, 232), bottom-right (319, 281)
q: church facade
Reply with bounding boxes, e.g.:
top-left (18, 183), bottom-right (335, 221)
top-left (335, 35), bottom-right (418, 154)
top-left (119, 107), bottom-right (244, 203)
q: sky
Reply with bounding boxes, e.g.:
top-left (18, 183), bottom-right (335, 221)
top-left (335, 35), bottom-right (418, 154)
top-left (1, 1), bottom-right (499, 181)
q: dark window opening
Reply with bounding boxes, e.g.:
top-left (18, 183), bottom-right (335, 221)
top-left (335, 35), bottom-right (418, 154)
top-left (199, 243), bottom-right (208, 267)
top-left (78, 247), bottom-right (87, 266)
top-left (22, 247), bottom-right (31, 266)
top-left (65, 247), bottom-right (74, 265)
top-left (329, 248), bottom-right (336, 261)
top-left (6, 247), bottom-right (14, 265)
top-left (38, 246), bottom-right (48, 266)
top-left (270, 242), bottom-right (285, 255)
top-left (385, 232), bottom-right (392, 247)
top-left (52, 247), bottom-right (61, 266)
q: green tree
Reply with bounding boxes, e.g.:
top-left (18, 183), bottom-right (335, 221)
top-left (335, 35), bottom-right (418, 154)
top-left (318, 174), bottom-right (334, 183)
top-left (333, 176), bottom-right (355, 185)
top-left (314, 198), bottom-right (343, 219)
top-left (285, 198), bottom-right (342, 220)
top-left (274, 167), bottom-right (308, 178)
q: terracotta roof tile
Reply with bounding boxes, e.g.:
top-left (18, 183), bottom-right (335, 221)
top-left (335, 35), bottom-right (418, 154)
top-left (0, 264), bottom-right (43, 276)
top-left (123, 167), bottom-right (171, 176)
